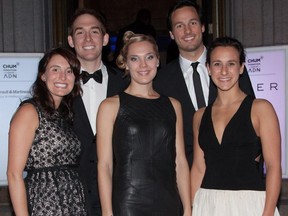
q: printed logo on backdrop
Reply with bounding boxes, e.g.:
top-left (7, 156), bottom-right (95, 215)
top-left (246, 50), bottom-right (283, 93)
top-left (1, 62), bottom-right (19, 80)
top-left (247, 56), bottom-right (263, 74)
top-left (0, 56), bottom-right (40, 82)
top-left (0, 56), bottom-right (41, 99)
top-left (0, 61), bottom-right (30, 98)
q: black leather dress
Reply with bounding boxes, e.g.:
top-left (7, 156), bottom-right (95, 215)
top-left (112, 92), bottom-right (181, 216)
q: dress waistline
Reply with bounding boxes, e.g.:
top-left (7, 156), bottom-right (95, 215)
top-left (25, 164), bottom-right (79, 174)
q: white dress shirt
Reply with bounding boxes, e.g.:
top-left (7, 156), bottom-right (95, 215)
top-left (81, 62), bottom-right (108, 134)
top-left (179, 48), bottom-right (210, 110)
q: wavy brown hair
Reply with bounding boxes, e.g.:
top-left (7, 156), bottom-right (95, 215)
top-left (31, 47), bottom-right (81, 121)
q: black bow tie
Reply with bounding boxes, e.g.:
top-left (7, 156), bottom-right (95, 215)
top-left (81, 70), bottom-right (102, 84)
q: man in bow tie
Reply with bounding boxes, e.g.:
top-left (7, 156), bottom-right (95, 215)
top-left (68, 8), bottom-right (127, 216)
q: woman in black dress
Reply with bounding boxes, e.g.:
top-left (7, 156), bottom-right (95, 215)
top-left (97, 31), bottom-right (191, 216)
top-left (190, 36), bottom-right (281, 215)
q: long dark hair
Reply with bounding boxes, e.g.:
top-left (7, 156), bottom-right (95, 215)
top-left (31, 47), bottom-right (81, 120)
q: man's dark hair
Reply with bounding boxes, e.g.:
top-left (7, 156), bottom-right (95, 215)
top-left (68, 8), bottom-right (107, 35)
top-left (167, 0), bottom-right (204, 31)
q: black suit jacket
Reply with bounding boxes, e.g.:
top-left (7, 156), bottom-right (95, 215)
top-left (73, 66), bottom-right (127, 215)
top-left (153, 58), bottom-right (255, 168)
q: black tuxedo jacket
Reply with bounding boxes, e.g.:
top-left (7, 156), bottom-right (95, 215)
top-left (153, 59), bottom-right (255, 168)
top-left (73, 66), bottom-right (127, 215)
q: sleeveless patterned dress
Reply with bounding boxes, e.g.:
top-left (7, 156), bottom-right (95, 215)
top-left (23, 100), bottom-right (88, 216)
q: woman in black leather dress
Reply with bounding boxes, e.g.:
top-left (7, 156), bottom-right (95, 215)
top-left (97, 31), bottom-right (191, 216)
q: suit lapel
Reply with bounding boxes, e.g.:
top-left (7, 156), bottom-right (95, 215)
top-left (106, 66), bottom-right (128, 97)
top-left (73, 95), bottom-right (94, 137)
top-left (164, 60), bottom-right (217, 110)
top-left (172, 60), bottom-right (196, 113)
top-left (106, 67), bottom-right (115, 97)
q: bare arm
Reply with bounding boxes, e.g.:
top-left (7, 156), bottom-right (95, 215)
top-left (170, 98), bottom-right (191, 216)
top-left (190, 108), bottom-right (206, 205)
top-left (7, 103), bottom-right (38, 216)
top-left (97, 96), bottom-right (119, 216)
top-left (252, 99), bottom-right (281, 216)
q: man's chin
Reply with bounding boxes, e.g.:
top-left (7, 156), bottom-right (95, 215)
top-left (81, 54), bottom-right (101, 62)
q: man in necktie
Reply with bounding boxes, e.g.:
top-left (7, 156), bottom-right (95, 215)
top-left (68, 8), bottom-right (127, 216)
top-left (154, 0), bottom-right (255, 167)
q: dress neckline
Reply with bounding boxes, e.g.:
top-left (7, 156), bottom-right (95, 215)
top-left (210, 95), bottom-right (249, 146)
top-left (122, 91), bottom-right (161, 101)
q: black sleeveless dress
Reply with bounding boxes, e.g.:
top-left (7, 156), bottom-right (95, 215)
top-left (23, 100), bottom-right (88, 215)
top-left (192, 96), bottom-right (281, 215)
top-left (112, 92), bottom-right (181, 216)
top-left (199, 95), bottom-right (265, 190)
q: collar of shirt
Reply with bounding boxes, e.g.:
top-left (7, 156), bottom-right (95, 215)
top-left (179, 47), bottom-right (207, 73)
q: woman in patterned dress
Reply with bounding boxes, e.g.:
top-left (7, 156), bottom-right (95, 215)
top-left (7, 47), bottom-right (88, 215)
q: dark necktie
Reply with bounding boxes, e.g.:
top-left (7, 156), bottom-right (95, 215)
top-left (81, 69), bottom-right (102, 84)
top-left (191, 62), bottom-right (206, 109)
